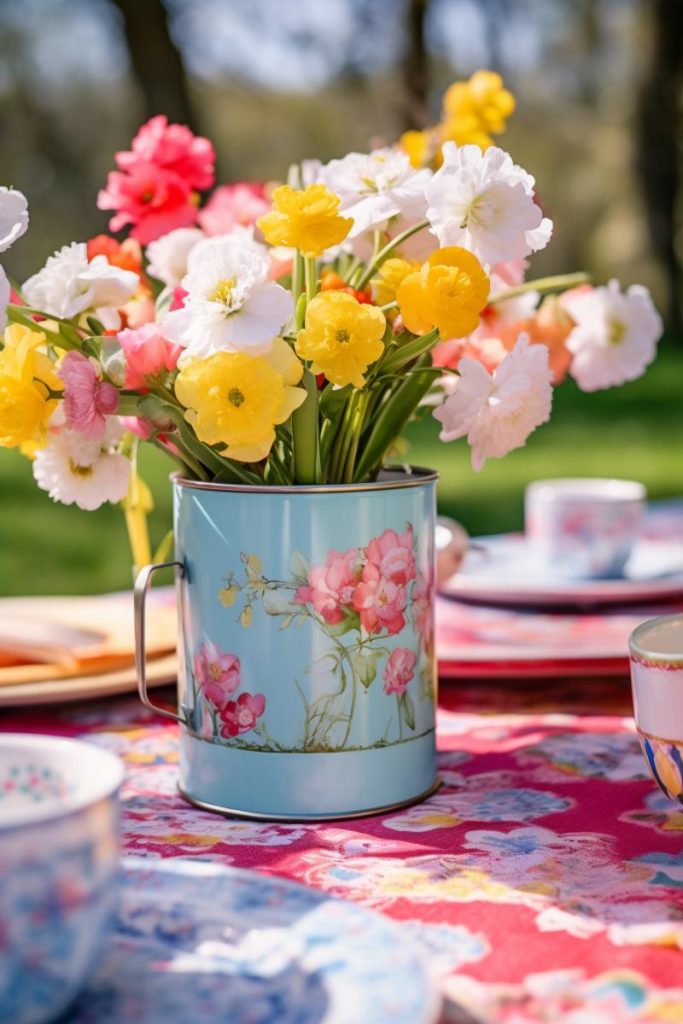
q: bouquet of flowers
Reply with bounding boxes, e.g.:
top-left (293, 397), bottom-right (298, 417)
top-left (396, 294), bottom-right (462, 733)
top-left (0, 71), bottom-right (662, 568)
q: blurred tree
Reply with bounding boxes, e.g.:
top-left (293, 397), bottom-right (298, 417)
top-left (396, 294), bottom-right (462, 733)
top-left (402, 0), bottom-right (430, 130)
top-left (635, 0), bottom-right (682, 330)
top-left (108, 0), bottom-right (196, 128)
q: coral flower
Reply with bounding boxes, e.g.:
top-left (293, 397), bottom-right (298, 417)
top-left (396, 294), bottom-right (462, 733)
top-left (383, 647), bottom-right (417, 696)
top-left (59, 351), bottom-right (119, 441)
top-left (87, 235), bottom-right (144, 275)
top-left (98, 162), bottom-right (198, 245)
top-left (199, 182), bottom-right (270, 236)
top-left (441, 70), bottom-right (515, 150)
top-left (294, 548), bottom-right (363, 625)
top-left (193, 641), bottom-right (240, 709)
top-left (296, 291), bottom-right (386, 388)
top-left (219, 692), bottom-right (266, 738)
top-left (175, 337), bottom-right (306, 462)
top-left (257, 184), bottom-right (352, 258)
top-left (397, 247), bottom-right (490, 339)
top-left (118, 323), bottom-right (182, 389)
top-left (352, 564), bottom-right (407, 636)
top-left (117, 115), bottom-right (215, 190)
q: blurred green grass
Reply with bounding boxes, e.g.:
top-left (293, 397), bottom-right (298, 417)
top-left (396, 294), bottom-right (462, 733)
top-left (1, 345), bottom-right (681, 596)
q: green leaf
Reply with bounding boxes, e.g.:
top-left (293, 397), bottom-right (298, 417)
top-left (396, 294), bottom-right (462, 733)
top-left (399, 691), bottom-right (416, 731)
top-left (350, 647), bottom-right (383, 690)
top-left (320, 383), bottom-right (352, 420)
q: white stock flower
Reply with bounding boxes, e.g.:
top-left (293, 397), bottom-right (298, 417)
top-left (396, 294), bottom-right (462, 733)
top-left (319, 148), bottom-right (432, 237)
top-left (426, 143), bottom-right (553, 265)
top-left (162, 233), bottom-right (293, 359)
top-left (0, 187), bottom-right (29, 253)
top-left (146, 227), bottom-right (204, 287)
top-left (562, 280), bottom-right (662, 392)
top-left (33, 417), bottom-right (129, 511)
top-left (0, 266), bottom-right (8, 331)
top-left (434, 336), bottom-right (553, 470)
top-left (23, 242), bottom-right (138, 328)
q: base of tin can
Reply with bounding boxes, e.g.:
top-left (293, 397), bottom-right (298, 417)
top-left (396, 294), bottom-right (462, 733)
top-left (177, 776), bottom-right (441, 823)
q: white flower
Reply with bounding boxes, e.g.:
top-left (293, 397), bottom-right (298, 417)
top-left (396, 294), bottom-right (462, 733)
top-left (162, 233), bottom-right (293, 359)
top-left (23, 242), bottom-right (138, 328)
top-left (146, 227), bottom-right (204, 287)
top-left (425, 143), bottom-right (553, 265)
top-left (434, 336), bottom-right (553, 470)
top-left (33, 417), bottom-right (129, 511)
top-left (562, 280), bottom-right (662, 392)
top-left (0, 266), bottom-right (8, 332)
top-left (0, 187), bottom-right (29, 253)
top-left (319, 148), bottom-right (432, 237)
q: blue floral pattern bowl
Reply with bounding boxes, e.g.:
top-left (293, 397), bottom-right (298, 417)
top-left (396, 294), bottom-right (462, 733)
top-left (0, 734), bottom-right (124, 1024)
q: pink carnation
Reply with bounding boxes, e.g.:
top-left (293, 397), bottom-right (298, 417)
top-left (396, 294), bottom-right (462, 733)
top-left (219, 692), bottom-right (266, 738)
top-left (294, 548), bottom-right (362, 625)
top-left (98, 162), bottom-right (199, 245)
top-left (118, 323), bottom-right (182, 389)
top-left (116, 115), bottom-right (215, 191)
top-left (193, 642), bottom-right (240, 710)
top-left (383, 647), bottom-right (416, 696)
top-left (59, 351), bottom-right (119, 441)
top-left (198, 182), bottom-right (270, 236)
top-left (352, 563), bottom-right (407, 636)
top-left (365, 526), bottom-right (416, 585)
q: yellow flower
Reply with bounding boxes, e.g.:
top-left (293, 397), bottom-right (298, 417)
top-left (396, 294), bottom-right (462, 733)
top-left (296, 291), bottom-right (386, 388)
top-left (397, 247), bottom-right (490, 339)
top-left (399, 130), bottom-right (431, 169)
top-left (371, 258), bottom-right (419, 316)
top-left (0, 324), bottom-right (62, 450)
top-left (175, 337), bottom-right (306, 462)
top-left (219, 583), bottom-right (240, 607)
top-left (441, 70), bottom-right (515, 150)
top-left (257, 184), bottom-right (353, 258)
top-left (239, 604), bottom-right (253, 628)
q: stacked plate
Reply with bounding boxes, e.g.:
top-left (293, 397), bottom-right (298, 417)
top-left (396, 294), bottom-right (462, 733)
top-left (435, 502), bottom-right (683, 679)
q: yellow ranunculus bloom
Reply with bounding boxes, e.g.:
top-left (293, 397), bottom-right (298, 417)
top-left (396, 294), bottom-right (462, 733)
top-left (175, 337), bottom-right (306, 463)
top-left (257, 184), bottom-right (353, 258)
top-left (399, 130), bottom-right (431, 169)
top-left (371, 258), bottom-right (419, 317)
top-left (0, 323), bottom-right (62, 450)
top-left (441, 70), bottom-right (515, 150)
top-left (397, 247), bottom-right (490, 340)
top-left (296, 291), bottom-right (386, 388)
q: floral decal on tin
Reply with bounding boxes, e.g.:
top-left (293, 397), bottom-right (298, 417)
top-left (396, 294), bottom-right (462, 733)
top-left (187, 524), bottom-right (434, 753)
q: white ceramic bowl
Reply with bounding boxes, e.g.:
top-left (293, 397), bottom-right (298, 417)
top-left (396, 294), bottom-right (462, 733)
top-left (0, 734), bottom-right (124, 1024)
top-left (629, 614), bottom-right (683, 803)
top-left (525, 477), bottom-right (646, 579)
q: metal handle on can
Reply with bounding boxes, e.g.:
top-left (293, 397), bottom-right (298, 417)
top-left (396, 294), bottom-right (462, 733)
top-left (134, 560), bottom-right (186, 724)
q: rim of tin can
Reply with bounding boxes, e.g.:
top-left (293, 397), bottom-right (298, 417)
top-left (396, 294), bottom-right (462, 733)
top-left (172, 465), bottom-right (438, 495)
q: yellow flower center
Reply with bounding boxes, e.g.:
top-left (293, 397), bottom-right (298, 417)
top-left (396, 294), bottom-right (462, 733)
top-left (228, 387), bottom-right (245, 408)
top-left (69, 461), bottom-right (93, 477)
top-left (608, 320), bottom-right (626, 345)
top-left (209, 278), bottom-right (238, 311)
top-left (335, 328), bottom-right (351, 344)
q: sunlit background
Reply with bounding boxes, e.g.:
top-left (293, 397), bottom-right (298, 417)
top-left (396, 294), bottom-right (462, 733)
top-left (1, 0), bottom-right (681, 594)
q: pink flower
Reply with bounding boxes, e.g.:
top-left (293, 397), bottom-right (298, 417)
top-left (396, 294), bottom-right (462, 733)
top-left (170, 286), bottom-right (188, 311)
top-left (365, 526), bottom-right (416, 585)
top-left (59, 351), bottom-right (119, 441)
top-left (98, 162), bottom-right (199, 245)
top-left (219, 692), bottom-right (266, 737)
top-left (294, 548), bottom-right (362, 625)
top-left (352, 564), bottom-right (407, 636)
top-left (383, 647), bottom-right (416, 695)
top-left (411, 572), bottom-right (434, 650)
top-left (116, 115), bottom-right (215, 190)
top-left (120, 416), bottom-right (153, 440)
top-left (118, 323), bottom-right (182, 389)
top-left (193, 642), bottom-right (240, 709)
top-left (198, 182), bottom-right (270, 236)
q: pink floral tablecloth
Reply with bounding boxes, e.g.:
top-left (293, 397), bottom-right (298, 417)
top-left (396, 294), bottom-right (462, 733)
top-left (3, 677), bottom-right (683, 1024)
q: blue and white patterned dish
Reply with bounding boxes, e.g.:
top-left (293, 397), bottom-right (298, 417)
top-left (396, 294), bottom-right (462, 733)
top-left (66, 857), bottom-right (440, 1024)
top-left (0, 734), bottom-right (124, 1024)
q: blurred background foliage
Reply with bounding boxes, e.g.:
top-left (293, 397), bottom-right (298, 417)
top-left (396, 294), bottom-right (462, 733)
top-left (0, 0), bottom-right (682, 594)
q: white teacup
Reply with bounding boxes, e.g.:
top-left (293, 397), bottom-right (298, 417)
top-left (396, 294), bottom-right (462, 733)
top-left (525, 478), bottom-right (646, 579)
top-left (630, 614), bottom-right (683, 803)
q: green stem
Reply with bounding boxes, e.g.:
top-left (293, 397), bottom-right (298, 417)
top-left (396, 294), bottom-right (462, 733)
top-left (356, 219), bottom-right (429, 290)
top-left (304, 257), bottom-right (318, 303)
top-left (292, 252), bottom-right (304, 302)
top-left (396, 694), bottom-right (404, 742)
top-left (342, 390), bottom-right (370, 483)
top-left (340, 671), bottom-right (358, 750)
top-left (292, 369), bottom-right (320, 483)
top-left (490, 272), bottom-right (590, 305)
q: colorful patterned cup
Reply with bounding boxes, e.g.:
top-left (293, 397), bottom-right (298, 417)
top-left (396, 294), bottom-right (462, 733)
top-left (525, 478), bottom-right (646, 579)
top-left (0, 734), bottom-right (124, 1024)
top-left (629, 614), bottom-right (683, 803)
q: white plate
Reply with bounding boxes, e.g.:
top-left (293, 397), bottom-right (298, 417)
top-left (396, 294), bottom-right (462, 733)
top-left (66, 857), bottom-right (440, 1024)
top-left (439, 533), bottom-right (683, 608)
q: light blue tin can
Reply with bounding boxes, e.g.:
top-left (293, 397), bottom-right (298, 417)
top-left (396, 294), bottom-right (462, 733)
top-left (135, 467), bottom-right (438, 820)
